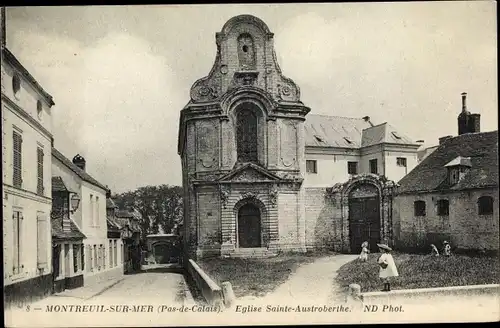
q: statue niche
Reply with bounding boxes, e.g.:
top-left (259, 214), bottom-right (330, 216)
top-left (237, 33), bottom-right (256, 71)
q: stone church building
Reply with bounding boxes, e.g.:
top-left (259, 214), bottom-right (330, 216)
top-left (178, 15), bottom-right (421, 259)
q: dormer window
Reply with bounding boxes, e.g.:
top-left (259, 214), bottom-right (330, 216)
top-left (444, 156), bottom-right (472, 185)
top-left (314, 135), bottom-right (324, 143)
top-left (391, 131), bottom-right (402, 140)
top-left (343, 137), bottom-right (353, 144)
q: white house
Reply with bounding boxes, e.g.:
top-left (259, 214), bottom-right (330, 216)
top-left (51, 149), bottom-right (124, 286)
top-left (304, 115), bottom-right (421, 188)
top-left (2, 46), bottom-right (55, 307)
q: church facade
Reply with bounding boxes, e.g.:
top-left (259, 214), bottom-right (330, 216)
top-left (178, 15), bottom-right (420, 259)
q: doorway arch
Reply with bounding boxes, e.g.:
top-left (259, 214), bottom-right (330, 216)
top-left (348, 183), bottom-right (381, 253)
top-left (237, 203), bottom-right (262, 248)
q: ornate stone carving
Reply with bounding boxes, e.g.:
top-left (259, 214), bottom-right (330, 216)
top-left (199, 158), bottom-right (216, 168)
top-left (220, 185), bottom-right (230, 209)
top-left (269, 185), bottom-right (278, 207)
top-left (220, 65), bottom-right (228, 75)
top-left (241, 190), bottom-right (259, 199)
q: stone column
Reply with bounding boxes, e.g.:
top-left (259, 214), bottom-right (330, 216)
top-left (341, 196), bottom-right (350, 253)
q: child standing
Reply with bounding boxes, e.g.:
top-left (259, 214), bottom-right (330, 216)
top-left (377, 243), bottom-right (399, 292)
top-left (359, 241), bottom-right (370, 262)
top-left (443, 241), bottom-right (452, 256)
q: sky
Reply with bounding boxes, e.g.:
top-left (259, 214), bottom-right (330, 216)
top-left (5, 2), bottom-right (497, 193)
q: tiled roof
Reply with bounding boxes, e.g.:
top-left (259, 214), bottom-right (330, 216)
top-left (304, 115), bottom-right (416, 148)
top-left (361, 123), bottom-right (416, 147)
top-left (107, 217), bottom-right (121, 232)
top-left (52, 217), bottom-right (86, 240)
top-left (106, 198), bottom-right (118, 209)
top-left (397, 131), bottom-right (498, 193)
top-left (52, 176), bottom-right (68, 192)
top-left (52, 148), bottom-right (110, 192)
top-left (305, 115), bottom-right (371, 148)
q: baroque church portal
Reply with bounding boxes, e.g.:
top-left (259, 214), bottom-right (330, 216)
top-left (178, 15), bottom-right (398, 259)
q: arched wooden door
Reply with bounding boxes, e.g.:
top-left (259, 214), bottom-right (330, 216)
top-left (238, 203), bottom-right (261, 248)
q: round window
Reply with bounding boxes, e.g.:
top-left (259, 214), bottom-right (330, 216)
top-left (37, 100), bottom-right (43, 119)
top-left (12, 74), bottom-right (21, 99)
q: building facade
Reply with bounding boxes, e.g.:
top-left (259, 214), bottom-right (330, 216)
top-left (178, 15), bottom-right (422, 259)
top-left (52, 150), bottom-right (124, 286)
top-left (393, 93), bottom-right (499, 254)
top-left (51, 176), bottom-right (86, 293)
top-left (2, 46), bottom-right (55, 307)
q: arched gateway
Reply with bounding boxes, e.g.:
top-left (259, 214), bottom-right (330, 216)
top-left (327, 174), bottom-right (397, 253)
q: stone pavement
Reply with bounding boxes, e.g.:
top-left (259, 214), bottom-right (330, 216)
top-left (52, 276), bottom-right (125, 301)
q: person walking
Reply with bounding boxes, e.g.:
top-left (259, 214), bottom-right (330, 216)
top-left (377, 243), bottom-right (399, 292)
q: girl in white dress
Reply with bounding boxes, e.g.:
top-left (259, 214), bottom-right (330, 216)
top-left (443, 241), bottom-right (452, 256)
top-left (377, 244), bottom-right (399, 292)
top-left (359, 241), bottom-right (370, 262)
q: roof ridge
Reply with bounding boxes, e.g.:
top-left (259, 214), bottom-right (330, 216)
top-left (307, 114), bottom-right (366, 121)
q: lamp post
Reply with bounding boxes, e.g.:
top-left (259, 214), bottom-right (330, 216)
top-left (51, 192), bottom-right (81, 219)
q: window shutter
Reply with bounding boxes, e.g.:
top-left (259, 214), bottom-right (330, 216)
top-left (12, 213), bottom-right (19, 274)
top-left (13, 132), bottom-right (23, 188)
top-left (37, 148), bottom-right (44, 195)
top-left (37, 215), bottom-right (48, 269)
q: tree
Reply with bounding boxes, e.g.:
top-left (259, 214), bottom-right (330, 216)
top-left (113, 185), bottom-right (183, 241)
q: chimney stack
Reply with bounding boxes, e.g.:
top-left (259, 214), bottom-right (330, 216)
top-left (72, 154), bottom-right (86, 171)
top-left (362, 116), bottom-right (374, 127)
top-left (461, 92), bottom-right (467, 112)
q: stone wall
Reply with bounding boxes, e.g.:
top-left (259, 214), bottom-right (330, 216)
top-left (393, 188), bottom-right (499, 253)
top-left (304, 188), bottom-right (338, 250)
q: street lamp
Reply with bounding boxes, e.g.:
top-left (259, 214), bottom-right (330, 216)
top-left (70, 192), bottom-right (81, 214)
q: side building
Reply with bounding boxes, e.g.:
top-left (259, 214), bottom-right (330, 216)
top-left (303, 115), bottom-right (421, 252)
top-left (2, 46), bottom-right (55, 307)
top-left (393, 93), bottom-right (499, 254)
top-left (52, 150), bottom-right (124, 286)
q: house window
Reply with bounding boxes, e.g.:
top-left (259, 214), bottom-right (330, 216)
top-left (93, 245), bottom-right (97, 270)
top-left (414, 200), bottom-right (426, 216)
top-left (96, 196), bottom-right (100, 227)
top-left (236, 109), bottom-right (258, 163)
top-left (87, 245), bottom-right (92, 272)
top-left (80, 244), bottom-right (85, 272)
top-left (306, 160), bottom-right (317, 173)
top-left (478, 196), bottom-right (494, 215)
top-left (396, 157), bottom-right (407, 167)
top-left (347, 161), bottom-right (358, 175)
top-left (109, 240), bottom-right (113, 267)
top-left (437, 199), bottom-right (449, 216)
top-left (13, 131), bottom-right (23, 188)
top-left (114, 240), bottom-right (118, 266)
top-left (36, 214), bottom-right (48, 270)
top-left (369, 159), bottom-right (378, 174)
top-left (89, 194), bottom-right (94, 227)
top-left (12, 210), bottom-right (23, 274)
top-left (73, 244), bottom-right (80, 273)
top-left (37, 147), bottom-right (44, 195)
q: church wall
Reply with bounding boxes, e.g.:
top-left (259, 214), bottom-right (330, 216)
top-left (195, 120), bottom-right (220, 172)
top-left (196, 187), bottom-right (221, 246)
top-left (277, 192), bottom-right (300, 249)
top-left (276, 118), bottom-right (300, 172)
top-left (304, 188), bottom-right (340, 250)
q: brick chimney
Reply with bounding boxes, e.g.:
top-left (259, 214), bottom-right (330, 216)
top-left (457, 92), bottom-right (481, 135)
top-left (72, 154), bottom-right (86, 171)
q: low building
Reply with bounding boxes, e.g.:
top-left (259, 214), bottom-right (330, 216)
top-left (2, 45), bottom-right (55, 307)
top-left (52, 149), bottom-right (124, 286)
top-left (50, 176), bottom-right (86, 293)
top-left (106, 198), bottom-right (142, 273)
top-left (145, 234), bottom-right (181, 265)
top-left (393, 93), bottom-right (499, 254)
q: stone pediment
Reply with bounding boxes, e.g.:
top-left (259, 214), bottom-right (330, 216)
top-left (218, 163), bottom-right (281, 182)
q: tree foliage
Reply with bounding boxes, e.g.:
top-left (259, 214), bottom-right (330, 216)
top-left (113, 185), bottom-right (183, 240)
